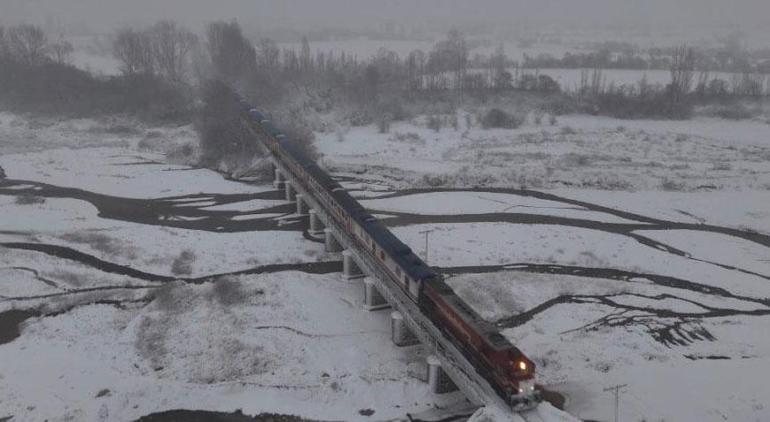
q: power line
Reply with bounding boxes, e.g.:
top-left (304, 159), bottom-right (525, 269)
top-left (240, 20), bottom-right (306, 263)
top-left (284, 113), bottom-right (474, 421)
top-left (603, 384), bottom-right (628, 422)
top-left (418, 229), bottom-right (435, 265)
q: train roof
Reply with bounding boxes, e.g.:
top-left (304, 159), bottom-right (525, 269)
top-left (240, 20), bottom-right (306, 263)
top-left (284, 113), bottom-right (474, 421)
top-left (371, 224), bottom-right (434, 279)
top-left (240, 101), bottom-right (435, 282)
top-left (304, 163), bottom-right (341, 190)
top-left (279, 139), bottom-right (315, 167)
top-left (328, 185), bottom-right (436, 280)
top-left (260, 121), bottom-right (283, 138)
top-left (429, 277), bottom-right (516, 352)
top-left (248, 109), bottom-right (265, 122)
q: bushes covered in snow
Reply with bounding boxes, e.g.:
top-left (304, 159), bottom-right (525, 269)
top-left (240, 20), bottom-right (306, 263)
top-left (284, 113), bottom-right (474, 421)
top-left (14, 193), bottom-right (45, 205)
top-left (171, 249), bottom-right (196, 276)
top-left (480, 108), bottom-right (525, 129)
top-left (135, 281), bottom-right (273, 384)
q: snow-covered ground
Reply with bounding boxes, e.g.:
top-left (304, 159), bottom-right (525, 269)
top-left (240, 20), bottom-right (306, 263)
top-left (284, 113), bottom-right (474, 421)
top-left (319, 112), bottom-right (770, 192)
top-left (0, 271), bottom-right (477, 421)
top-left (2, 103), bottom-right (769, 422)
top-left (0, 118), bottom-right (485, 422)
top-left (315, 113), bottom-right (770, 421)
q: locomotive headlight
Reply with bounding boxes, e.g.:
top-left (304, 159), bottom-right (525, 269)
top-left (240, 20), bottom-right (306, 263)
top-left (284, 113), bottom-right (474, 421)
top-left (518, 361), bottom-right (528, 371)
top-left (517, 380), bottom-right (536, 395)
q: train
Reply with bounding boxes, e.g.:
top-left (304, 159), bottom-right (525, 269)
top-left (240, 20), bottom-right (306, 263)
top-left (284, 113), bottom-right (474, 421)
top-left (236, 96), bottom-right (543, 411)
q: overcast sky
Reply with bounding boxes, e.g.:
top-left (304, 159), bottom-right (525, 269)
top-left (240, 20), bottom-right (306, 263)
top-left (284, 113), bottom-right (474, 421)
top-left (1, 0), bottom-right (768, 33)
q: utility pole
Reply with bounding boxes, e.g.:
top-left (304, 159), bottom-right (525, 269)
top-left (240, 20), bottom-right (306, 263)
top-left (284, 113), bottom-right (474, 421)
top-left (604, 384), bottom-right (627, 422)
top-left (418, 229), bottom-right (435, 265)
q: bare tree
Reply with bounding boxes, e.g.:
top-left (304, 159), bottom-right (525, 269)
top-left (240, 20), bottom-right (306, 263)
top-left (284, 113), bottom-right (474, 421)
top-left (150, 20), bottom-right (198, 82)
top-left (490, 43), bottom-right (511, 92)
top-left (49, 38), bottom-right (74, 64)
top-left (0, 27), bottom-right (7, 58)
top-left (113, 28), bottom-right (155, 75)
top-left (6, 24), bottom-right (48, 65)
top-left (667, 45), bottom-right (695, 117)
top-left (669, 45), bottom-right (695, 98)
top-left (406, 49), bottom-right (426, 94)
top-left (256, 38), bottom-right (280, 73)
top-left (206, 21), bottom-right (256, 85)
top-left (428, 30), bottom-right (468, 91)
top-left (299, 36), bottom-right (312, 74)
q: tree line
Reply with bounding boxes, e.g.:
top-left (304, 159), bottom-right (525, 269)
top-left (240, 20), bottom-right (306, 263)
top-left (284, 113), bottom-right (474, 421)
top-left (0, 24), bottom-right (191, 120)
top-left (3, 20), bottom-right (766, 123)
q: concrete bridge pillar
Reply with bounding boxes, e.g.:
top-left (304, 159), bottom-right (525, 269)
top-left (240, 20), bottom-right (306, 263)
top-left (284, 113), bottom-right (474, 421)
top-left (342, 250), bottom-right (365, 280)
top-left (273, 168), bottom-right (285, 189)
top-left (363, 277), bottom-right (390, 311)
top-left (426, 355), bottom-right (459, 394)
top-left (296, 194), bottom-right (308, 215)
top-left (324, 228), bottom-right (343, 253)
top-left (309, 210), bottom-right (325, 235)
top-left (285, 182), bottom-right (296, 202)
top-left (391, 311), bottom-right (419, 347)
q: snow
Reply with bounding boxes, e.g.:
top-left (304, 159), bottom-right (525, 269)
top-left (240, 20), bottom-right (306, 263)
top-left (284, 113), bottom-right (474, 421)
top-left (548, 188), bottom-right (770, 234)
top-left (362, 191), bottom-right (646, 224)
top-left (636, 229), bottom-right (770, 276)
top-left (202, 199), bottom-right (286, 212)
top-left (0, 197), bottom-right (104, 234)
top-left (0, 266), bottom-right (60, 298)
top-left (317, 112), bottom-right (770, 193)
top-left (0, 273), bottom-right (466, 421)
top-left (395, 222), bottom-right (769, 300)
top-left (330, 116), bottom-right (770, 422)
top-left (0, 147), bottom-right (262, 199)
top-left (35, 226), bottom-right (331, 278)
top-left (524, 68), bottom-right (765, 93)
top-left (3, 89), bottom-right (769, 421)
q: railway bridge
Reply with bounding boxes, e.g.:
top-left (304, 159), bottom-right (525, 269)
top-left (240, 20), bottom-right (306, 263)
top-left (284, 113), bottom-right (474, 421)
top-left (272, 156), bottom-right (506, 407)
top-left (240, 103), bottom-right (569, 422)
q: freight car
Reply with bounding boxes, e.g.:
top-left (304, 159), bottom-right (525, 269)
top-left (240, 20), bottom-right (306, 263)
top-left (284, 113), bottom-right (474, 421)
top-left (238, 99), bottom-right (542, 410)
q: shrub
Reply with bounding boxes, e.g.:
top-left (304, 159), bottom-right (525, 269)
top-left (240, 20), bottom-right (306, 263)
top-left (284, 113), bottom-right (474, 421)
top-left (166, 142), bottom-right (197, 165)
top-left (549, 114), bottom-right (558, 126)
top-left (15, 193), bottom-right (45, 205)
top-left (660, 178), bottom-right (686, 191)
top-left (560, 125), bottom-right (578, 135)
top-left (377, 115), bottom-right (392, 134)
top-left (710, 104), bottom-right (754, 120)
top-left (711, 161), bottom-right (732, 171)
top-left (171, 249), bottom-right (196, 276)
top-left (392, 132), bottom-right (425, 145)
top-left (346, 109), bottom-right (373, 126)
top-left (59, 231), bottom-right (137, 258)
top-left (561, 153), bottom-right (592, 167)
top-left (481, 108), bottom-right (524, 129)
top-left (211, 276), bottom-right (249, 306)
top-left (427, 115), bottom-right (442, 132)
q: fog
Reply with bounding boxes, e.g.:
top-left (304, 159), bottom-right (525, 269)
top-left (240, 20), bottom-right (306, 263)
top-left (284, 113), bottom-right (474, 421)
top-left (2, 0), bottom-right (769, 35)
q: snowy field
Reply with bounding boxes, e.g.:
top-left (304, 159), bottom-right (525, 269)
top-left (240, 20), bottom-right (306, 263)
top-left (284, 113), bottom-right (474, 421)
top-left (316, 112), bottom-right (770, 421)
top-left (1, 103), bottom-right (769, 422)
top-left (0, 120), bottom-right (481, 421)
top-left (319, 112), bottom-right (770, 193)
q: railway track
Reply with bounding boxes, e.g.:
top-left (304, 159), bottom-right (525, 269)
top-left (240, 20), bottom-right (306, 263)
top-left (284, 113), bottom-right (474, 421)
top-left (238, 102), bottom-right (571, 421)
